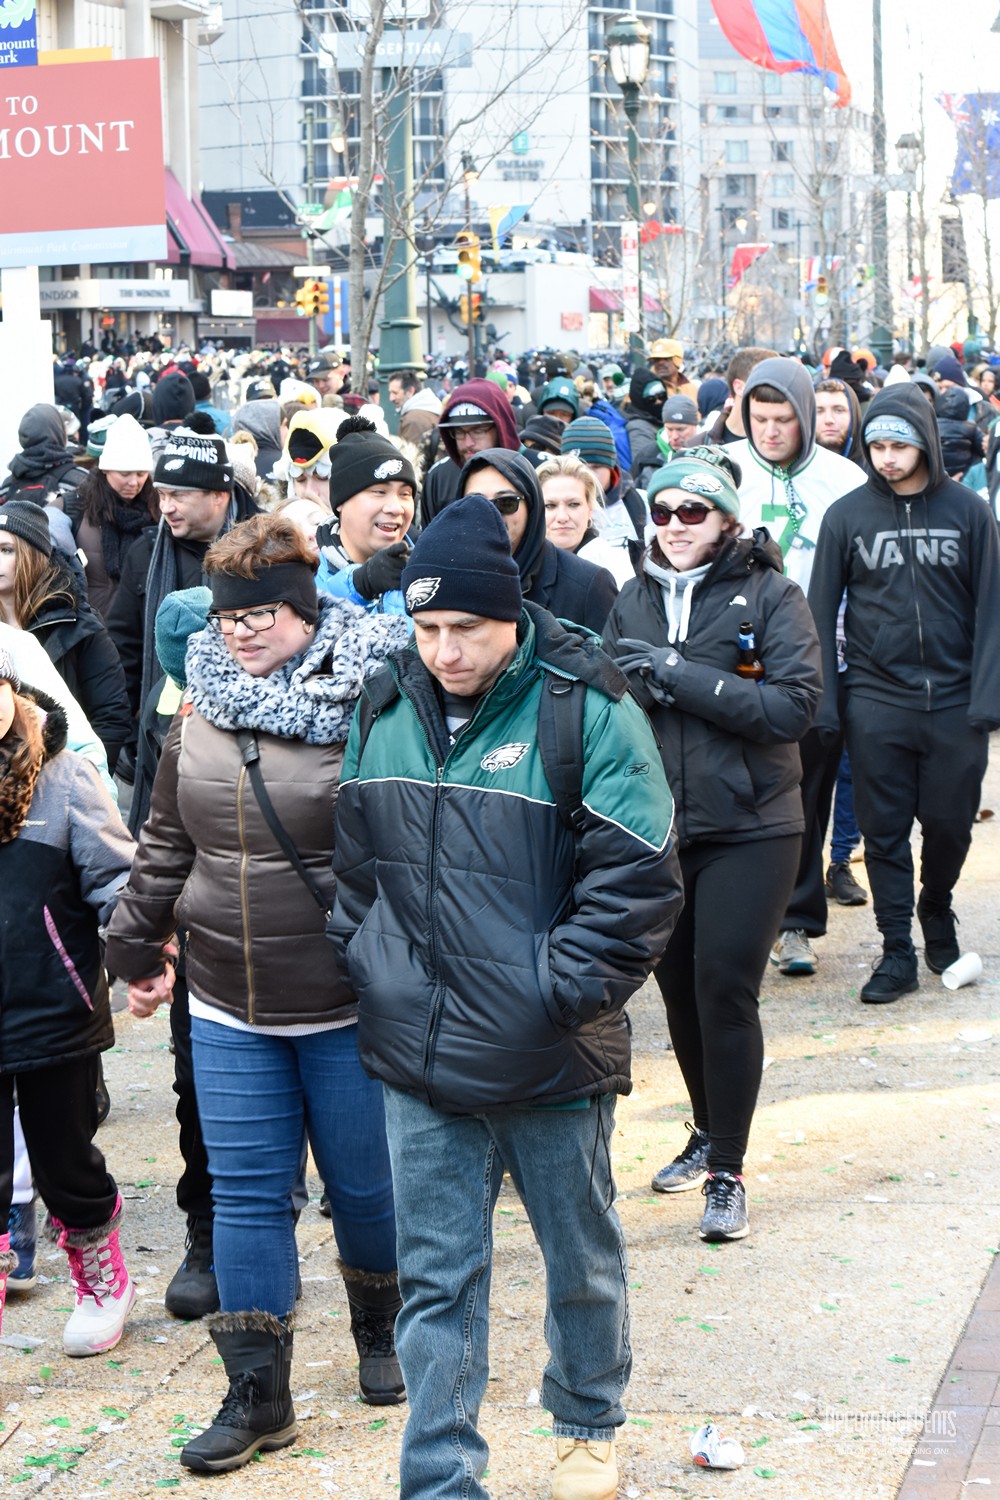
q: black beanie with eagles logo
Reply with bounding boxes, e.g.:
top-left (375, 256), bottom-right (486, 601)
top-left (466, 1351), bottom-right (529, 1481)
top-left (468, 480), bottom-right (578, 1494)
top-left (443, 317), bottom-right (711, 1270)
top-left (154, 427), bottom-right (234, 493)
top-left (327, 415), bottom-right (417, 510)
top-left (401, 494), bottom-right (522, 621)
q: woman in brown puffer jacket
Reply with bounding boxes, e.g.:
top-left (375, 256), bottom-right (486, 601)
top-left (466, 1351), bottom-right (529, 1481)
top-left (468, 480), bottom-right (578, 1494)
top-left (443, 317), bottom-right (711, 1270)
top-left (105, 511), bottom-right (411, 1475)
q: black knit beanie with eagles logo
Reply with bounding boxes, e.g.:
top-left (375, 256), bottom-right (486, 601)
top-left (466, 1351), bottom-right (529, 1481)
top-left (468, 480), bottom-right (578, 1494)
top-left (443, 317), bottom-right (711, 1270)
top-left (327, 415), bottom-right (417, 510)
top-left (154, 427), bottom-right (234, 493)
top-left (401, 494), bottom-right (522, 621)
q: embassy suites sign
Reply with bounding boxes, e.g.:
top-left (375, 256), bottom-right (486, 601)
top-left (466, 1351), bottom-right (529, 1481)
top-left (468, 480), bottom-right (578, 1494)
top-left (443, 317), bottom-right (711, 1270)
top-left (0, 58), bottom-right (166, 269)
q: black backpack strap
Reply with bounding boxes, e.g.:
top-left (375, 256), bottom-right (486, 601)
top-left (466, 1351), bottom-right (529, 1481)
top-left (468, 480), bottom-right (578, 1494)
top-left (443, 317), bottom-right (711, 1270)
top-left (355, 666), bottom-right (400, 759)
top-left (236, 729), bottom-right (330, 919)
top-left (536, 673), bottom-right (587, 834)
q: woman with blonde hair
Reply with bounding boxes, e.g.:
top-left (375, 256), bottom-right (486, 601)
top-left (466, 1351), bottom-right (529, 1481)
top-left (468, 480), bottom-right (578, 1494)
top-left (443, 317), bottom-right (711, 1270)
top-left (537, 452), bottom-right (635, 588)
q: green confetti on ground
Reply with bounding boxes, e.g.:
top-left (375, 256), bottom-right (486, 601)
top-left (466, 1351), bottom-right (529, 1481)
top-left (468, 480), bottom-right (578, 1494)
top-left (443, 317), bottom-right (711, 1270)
top-left (102, 1407), bottom-right (129, 1420)
top-left (699, 1266), bottom-right (722, 1275)
top-left (39, 1365), bottom-right (54, 1380)
top-left (155, 1482), bottom-right (181, 1490)
top-left (106, 1359), bottom-right (123, 1368)
top-left (674, 1315), bottom-right (691, 1322)
top-left (754, 1466), bottom-right (777, 1478)
top-left (751, 1436), bottom-right (770, 1448)
top-left (367, 1419), bottom-right (387, 1431)
top-left (820, 1302), bottom-right (839, 1311)
top-left (82, 1425), bottom-right (98, 1435)
top-left (888, 1355), bottom-right (910, 1363)
top-left (530, 1426), bottom-right (553, 1436)
top-left (800, 1422), bottom-right (822, 1431)
top-left (697, 1322), bottom-right (714, 1332)
top-left (135, 1179), bottom-right (155, 1188)
top-left (628, 1417), bottom-right (653, 1426)
top-left (298, 1448), bottom-right (325, 1456)
top-left (46, 1417), bottom-right (71, 1427)
top-left (787, 1411), bottom-right (807, 1421)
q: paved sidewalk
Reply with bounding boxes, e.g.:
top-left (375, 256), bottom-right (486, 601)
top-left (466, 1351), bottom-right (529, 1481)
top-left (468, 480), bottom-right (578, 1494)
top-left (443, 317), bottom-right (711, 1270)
top-left (1, 742), bottom-right (998, 1498)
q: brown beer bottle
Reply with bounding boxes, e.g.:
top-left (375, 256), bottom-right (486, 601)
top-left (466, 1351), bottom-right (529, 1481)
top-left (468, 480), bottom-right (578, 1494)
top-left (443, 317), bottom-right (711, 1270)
top-left (736, 621), bottom-right (765, 682)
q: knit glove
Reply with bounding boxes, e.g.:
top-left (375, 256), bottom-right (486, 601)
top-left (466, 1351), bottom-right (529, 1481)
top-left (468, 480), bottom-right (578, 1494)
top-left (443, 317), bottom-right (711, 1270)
top-left (614, 637), bottom-right (686, 704)
top-left (353, 542), bottom-right (410, 601)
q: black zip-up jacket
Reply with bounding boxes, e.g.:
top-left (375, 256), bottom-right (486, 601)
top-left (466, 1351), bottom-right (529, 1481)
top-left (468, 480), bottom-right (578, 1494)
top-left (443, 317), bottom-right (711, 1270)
top-left (808, 384), bottom-right (1000, 734)
top-left (603, 531), bottom-right (822, 847)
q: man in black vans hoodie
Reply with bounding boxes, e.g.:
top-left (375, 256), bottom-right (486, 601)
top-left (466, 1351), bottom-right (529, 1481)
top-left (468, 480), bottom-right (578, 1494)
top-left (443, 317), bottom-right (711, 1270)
top-left (808, 385), bottom-right (1000, 1003)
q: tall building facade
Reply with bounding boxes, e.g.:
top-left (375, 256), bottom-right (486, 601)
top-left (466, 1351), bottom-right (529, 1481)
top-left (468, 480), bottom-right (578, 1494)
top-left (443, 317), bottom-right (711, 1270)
top-left (198, 0), bottom-right (701, 347)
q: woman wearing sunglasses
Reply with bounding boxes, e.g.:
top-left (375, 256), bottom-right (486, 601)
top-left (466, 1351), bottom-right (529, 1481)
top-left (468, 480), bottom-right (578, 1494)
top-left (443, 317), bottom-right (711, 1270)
top-left (603, 448), bottom-right (821, 1243)
top-left (106, 512), bottom-right (411, 1472)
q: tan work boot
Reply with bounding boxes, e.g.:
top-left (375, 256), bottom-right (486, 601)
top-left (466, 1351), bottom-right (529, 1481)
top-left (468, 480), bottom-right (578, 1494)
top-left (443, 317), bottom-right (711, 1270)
top-left (552, 1436), bottom-right (618, 1499)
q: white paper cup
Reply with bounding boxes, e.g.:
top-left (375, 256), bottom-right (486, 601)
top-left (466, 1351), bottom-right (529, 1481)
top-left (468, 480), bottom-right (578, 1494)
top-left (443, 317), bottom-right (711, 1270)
top-left (942, 952), bottom-right (983, 990)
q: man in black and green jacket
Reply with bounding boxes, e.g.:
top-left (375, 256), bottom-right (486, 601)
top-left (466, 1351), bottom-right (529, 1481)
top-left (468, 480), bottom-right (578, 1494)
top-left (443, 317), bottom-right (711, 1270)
top-left (329, 495), bottom-right (681, 1500)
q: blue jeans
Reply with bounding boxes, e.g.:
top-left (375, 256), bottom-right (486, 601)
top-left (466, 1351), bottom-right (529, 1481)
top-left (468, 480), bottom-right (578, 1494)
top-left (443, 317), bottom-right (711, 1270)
top-left (382, 1086), bottom-right (631, 1500)
top-left (191, 1018), bottom-right (396, 1316)
top-left (830, 747), bottom-right (861, 864)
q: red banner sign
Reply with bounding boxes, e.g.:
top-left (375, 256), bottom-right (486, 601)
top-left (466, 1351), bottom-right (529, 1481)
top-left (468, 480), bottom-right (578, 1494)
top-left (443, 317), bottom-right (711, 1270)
top-left (0, 58), bottom-right (166, 268)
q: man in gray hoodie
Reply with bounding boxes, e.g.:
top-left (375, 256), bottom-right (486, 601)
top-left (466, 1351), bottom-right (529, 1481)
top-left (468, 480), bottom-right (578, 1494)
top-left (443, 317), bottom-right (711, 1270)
top-left (729, 358), bottom-right (865, 976)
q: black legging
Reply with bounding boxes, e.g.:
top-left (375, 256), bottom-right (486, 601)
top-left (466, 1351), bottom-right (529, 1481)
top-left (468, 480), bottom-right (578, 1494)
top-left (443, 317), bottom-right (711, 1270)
top-left (653, 835), bottom-right (801, 1176)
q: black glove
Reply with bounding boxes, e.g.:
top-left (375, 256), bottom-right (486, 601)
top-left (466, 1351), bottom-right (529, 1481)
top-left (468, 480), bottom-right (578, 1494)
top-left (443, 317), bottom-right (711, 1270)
top-left (614, 637), bottom-right (685, 704)
top-left (354, 542), bottom-right (410, 601)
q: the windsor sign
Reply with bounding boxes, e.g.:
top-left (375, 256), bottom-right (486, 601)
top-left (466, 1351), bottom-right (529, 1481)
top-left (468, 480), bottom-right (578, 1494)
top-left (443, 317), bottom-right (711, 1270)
top-left (0, 58), bottom-right (166, 269)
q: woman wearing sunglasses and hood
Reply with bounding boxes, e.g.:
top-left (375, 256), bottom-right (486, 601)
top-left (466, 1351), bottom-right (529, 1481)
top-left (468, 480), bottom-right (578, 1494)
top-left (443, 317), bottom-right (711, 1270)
top-left (603, 447), bottom-right (822, 1244)
top-left (448, 448), bottom-right (619, 633)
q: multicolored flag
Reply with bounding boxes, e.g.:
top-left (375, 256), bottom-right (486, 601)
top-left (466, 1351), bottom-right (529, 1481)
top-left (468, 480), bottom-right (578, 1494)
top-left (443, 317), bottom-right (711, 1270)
top-left (938, 93), bottom-right (1000, 199)
top-left (710, 1), bottom-right (850, 106)
top-left (729, 242), bottom-right (771, 288)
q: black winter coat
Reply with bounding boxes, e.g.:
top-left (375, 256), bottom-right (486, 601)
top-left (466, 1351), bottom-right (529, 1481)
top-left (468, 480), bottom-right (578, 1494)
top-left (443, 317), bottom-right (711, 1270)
top-left (624, 409), bottom-right (662, 489)
top-left (603, 532), bottom-right (822, 847)
top-left (28, 554), bottom-right (133, 771)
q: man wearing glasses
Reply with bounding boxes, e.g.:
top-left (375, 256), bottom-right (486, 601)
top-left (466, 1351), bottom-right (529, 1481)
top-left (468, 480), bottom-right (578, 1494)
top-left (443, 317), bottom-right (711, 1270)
top-left (420, 378), bottom-right (522, 523)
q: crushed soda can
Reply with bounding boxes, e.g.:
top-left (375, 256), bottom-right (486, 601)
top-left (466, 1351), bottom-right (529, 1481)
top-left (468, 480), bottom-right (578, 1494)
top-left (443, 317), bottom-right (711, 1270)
top-left (690, 1421), bottom-right (745, 1470)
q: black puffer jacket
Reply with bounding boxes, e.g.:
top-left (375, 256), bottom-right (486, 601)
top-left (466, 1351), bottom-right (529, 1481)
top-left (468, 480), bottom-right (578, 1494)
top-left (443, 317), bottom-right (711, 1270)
top-left (0, 692), bottom-right (135, 1073)
top-left (28, 553), bottom-right (133, 771)
top-left (603, 532), bottom-right (822, 847)
top-left (624, 409), bottom-right (662, 489)
top-left (935, 387), bottom-right (984, 476)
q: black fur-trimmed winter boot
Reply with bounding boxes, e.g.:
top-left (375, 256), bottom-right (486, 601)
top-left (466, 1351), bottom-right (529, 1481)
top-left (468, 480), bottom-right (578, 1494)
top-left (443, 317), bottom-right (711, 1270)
top-left (180, 1311), bottom-right (297, 1473)
top-left (339, 1260), bottom-right (406, 1405)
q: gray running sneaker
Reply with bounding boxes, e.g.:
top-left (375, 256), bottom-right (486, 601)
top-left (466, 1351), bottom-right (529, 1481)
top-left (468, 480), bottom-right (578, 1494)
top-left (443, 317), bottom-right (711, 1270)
top-left (651, 1124), bottom-right (710, 1194)
top-left (699, 1172), bottom-right (749, 1241)
top-left (769, 929), bottom-right (817, 975)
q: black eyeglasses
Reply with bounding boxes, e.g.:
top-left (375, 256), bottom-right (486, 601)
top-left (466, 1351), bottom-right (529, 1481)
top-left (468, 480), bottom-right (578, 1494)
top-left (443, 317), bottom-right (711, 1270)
top-left (208, 606), bottom-right (283, 635)
top-left (649, 500), bottom-right (717, 526)
top-left (465, 488), bottom-right (524, 516)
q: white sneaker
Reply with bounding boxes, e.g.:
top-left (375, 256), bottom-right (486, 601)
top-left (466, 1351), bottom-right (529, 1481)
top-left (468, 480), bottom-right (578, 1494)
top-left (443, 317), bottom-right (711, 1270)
top-left (60, 1223), bottom-right (135, 1357)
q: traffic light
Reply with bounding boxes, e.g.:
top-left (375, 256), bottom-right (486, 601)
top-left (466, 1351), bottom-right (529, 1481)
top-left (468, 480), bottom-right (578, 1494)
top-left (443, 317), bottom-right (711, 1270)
top-left (315, 279), bottom-right (330, 316)
top-left (459, 292), bottom-right (471, 325)
top-left (456, 231), bottom-right (482, 283)
top-left (470, 292), bottom-right (483, 323)
top-left (815, 273), bottom-right (829, 306)
top-left (294, 284), bottom-right (311, 316)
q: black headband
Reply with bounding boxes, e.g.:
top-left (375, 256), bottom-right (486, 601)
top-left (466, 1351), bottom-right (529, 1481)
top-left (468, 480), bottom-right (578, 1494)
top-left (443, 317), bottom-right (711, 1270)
top-left (209, 561), bottom-right (319, 625)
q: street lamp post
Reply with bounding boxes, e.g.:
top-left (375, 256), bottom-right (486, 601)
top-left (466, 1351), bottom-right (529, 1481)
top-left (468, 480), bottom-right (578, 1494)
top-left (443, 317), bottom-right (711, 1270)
top-left (461, 152), bottom-right (479, 372)
top-left (869, 0), bottom-right (893, 368)
top-left (606, 13), bottom-right (650, 360)
top-left (895, 132), bottom-right (920, 356)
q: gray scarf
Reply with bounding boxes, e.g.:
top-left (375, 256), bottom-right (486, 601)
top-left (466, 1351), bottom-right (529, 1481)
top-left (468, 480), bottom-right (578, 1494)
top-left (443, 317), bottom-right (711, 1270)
top-left (185, 594), bottom-right (410, 745)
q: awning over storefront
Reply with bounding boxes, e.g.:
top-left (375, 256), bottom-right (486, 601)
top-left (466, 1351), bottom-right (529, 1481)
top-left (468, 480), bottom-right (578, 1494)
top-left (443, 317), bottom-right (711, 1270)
top-left (589, 286), bottom-right (659, 313)
top-left (164, 169), bottom-right (231, 270)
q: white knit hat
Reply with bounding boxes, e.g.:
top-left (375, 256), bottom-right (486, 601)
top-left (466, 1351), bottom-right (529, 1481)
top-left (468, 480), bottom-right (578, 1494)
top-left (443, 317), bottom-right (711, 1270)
top-left (98, 413), bottom-right (154, 474)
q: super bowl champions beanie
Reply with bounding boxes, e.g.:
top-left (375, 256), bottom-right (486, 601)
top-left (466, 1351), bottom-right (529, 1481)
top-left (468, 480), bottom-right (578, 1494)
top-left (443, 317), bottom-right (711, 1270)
top-left (327, 416), bottom-right (417, 510)
top-left (401, 495), bottom-right (522, 621)
top-left (154, 428), bottom-right (234, 494)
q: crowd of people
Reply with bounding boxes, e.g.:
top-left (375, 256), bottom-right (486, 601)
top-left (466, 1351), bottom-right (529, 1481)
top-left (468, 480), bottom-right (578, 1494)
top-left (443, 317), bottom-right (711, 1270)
top-left (0, 327), bottom-right (996, 1499)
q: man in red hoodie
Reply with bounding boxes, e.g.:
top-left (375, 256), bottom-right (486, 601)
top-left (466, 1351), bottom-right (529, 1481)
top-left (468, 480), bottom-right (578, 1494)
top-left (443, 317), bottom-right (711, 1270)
top-left (420, 378), bottom-right (520, 525)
